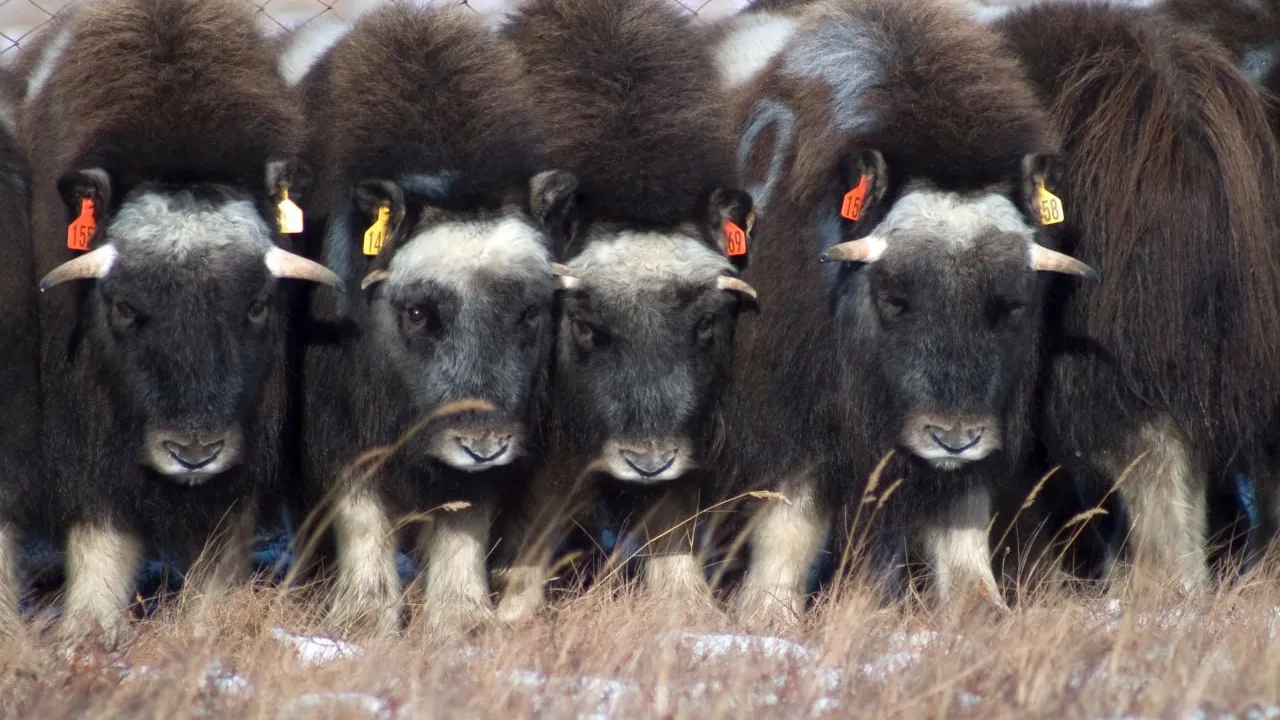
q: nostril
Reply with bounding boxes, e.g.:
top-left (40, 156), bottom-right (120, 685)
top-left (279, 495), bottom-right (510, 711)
top-left (456, 436), bottom-right (511, 463)
top-left (163, 439), bottom-right (224, 470)
top-left (926, 425), bottom-right (984, 454)
top-left (619, 448), bottom-right (678, 478)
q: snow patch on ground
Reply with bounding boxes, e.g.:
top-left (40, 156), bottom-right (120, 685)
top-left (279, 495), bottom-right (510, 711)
top-left (858, 630), bottom-right (938, 681)
top-left (271, 627), bottom-right (362, 665)
top-left (285, 692), bottom-right (397, 719)
top-left (198, 660), bottom-right (251, 695)
top-left (666, 630), bottom-right (816, 663)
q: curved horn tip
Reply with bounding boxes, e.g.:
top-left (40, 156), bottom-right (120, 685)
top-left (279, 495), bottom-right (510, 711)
top-left (265, 246), bottom-right (344, 291)
top-left (1029, 243), bottom-right (1100, 282)
top-left (38, 244), bottom-right (118, 292)
top-left (716, 275), bottom-right (759, 300)
top-left (360, 269), bottom-right (391, 291)
top-left (821, 236), bottom-right (887, 265)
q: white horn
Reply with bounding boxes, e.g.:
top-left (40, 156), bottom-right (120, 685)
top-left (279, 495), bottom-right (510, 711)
top-left (361, 269), bottom-right (391, 291)
top-left (551, 262), bottom-right (581, 290)
top-left (1029, 243), bottom-right (1099, 281)
top-left (820, 235), bottom-right (887, 264)
top-left (264, 246), bottom-right (344, 290)
top-left (716, 275), bottom-right (758, 300)
top-left (39, 244), bottom-right (118, 291)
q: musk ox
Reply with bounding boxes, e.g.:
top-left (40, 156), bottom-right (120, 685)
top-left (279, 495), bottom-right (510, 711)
top-left (712, 0), bottom-right (1096, 625)
top-left (283, 6), bottom-right (572, 635)
top-left (0, 73), bottom-right (35, 634)
top-left (16, 0), bottom-right (339, 645)
top-left (494, 0), bottom-right (759, 624)
top-left (988, 2), bottom-right (1280, 589)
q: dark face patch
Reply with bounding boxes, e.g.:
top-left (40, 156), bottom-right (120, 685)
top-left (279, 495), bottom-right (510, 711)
top-left (556, 281), bottom-right (743, 481)
top-left (838, 230), bottom-right (1038, 467)
top-left (366, 271), bottom-right (556, 470)
top-left (95, 246), bottom-right (279, 477)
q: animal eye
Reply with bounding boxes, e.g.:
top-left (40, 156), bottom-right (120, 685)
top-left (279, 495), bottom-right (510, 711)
top-left (518, 303), bottom-right (541, 327)
top-left (570, 317), bottom-right (595, 347)
top-left (247, 298), bottom-right (269, 324)
top-left (695, 313), bottom-right (716, 341)
top-left (111, 301), bottom-right (137, 328)
top-left (403, 303), bottom-right (433, 332)
top-left (986, 296), bottom-right (1026, 326)
top-left (876, 295), bottom-right (909, 319)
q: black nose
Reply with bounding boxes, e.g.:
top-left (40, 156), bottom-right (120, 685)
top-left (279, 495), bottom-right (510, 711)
top-left (163, 439), bottom-right (225, 470)
top-left (926, 425), bottom-right (984, 454)
top-left (619, 448), bottom-right (678, 478)
top-left (456, 435), bottom-right (511, 463)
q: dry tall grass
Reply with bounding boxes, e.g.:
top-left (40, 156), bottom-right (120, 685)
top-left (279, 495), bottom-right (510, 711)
top-left (5, 560), bottom-right (1280, 719)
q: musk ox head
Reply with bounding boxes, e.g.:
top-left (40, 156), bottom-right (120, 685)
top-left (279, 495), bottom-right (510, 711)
top-left (355, 170), bottom-right (578, 472)
top-left (551, 188), bottom-right (759, 484)
top-left (40, 162), bottom-right (341, 485)
top-left (821, 151), bottom-right (1096, 471)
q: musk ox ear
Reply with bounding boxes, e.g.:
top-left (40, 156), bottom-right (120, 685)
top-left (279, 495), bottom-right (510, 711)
top-left (265, 158), bottom-right (312, 197)
top-left (705, 188), bottom-right (754, 269)
top-left (529, 169), bottom-right (580, 255)
top-left (57, 168), bottom-right (111, 222)
top-left (1020, 153), bottom-right (1066, 221)
top-left (353, 179), bottom-right (408, 237)
top-left (836, 149), bottom-right (888, 224)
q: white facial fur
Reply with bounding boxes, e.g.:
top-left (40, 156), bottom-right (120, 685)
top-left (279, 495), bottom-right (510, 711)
top-left (871, 187), bottom-right (1036, 250)
top-left (386, 214), bottom-right (552, 292)
top-left (900, 415), bottom-right (1003, 470)
top-left (108, 192), bottom-right (274, 260)
top-left (426, 428), bottom-right (519, 472)
top-left (714, 12), bottom-right (802, 91)
top-left (597, 436), bottom-right (695, 484)
top-left (567, 229), bottom-right (733, 292)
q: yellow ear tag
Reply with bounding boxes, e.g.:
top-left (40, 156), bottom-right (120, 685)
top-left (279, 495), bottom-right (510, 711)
top-left (363, 204), bottom-right (391, 257)
top-left (1035, 179), bottom-right (1065, 226)
top-left (278, 189), bottom-right (304, 235)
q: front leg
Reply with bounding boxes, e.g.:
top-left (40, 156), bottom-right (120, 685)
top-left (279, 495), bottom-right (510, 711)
top-left (327, 491), bottom-right (402, 637)
top-left (61, 522), bottom-right (144, 649)
top-left (640, 483), bottom-right (715, 613)
top-left (494, 468), bottom-right (576, 626)
top-left (734, 472), bottom-right (829, 630)
top-left (916, 485), bottom-right (1006, 616)
top-left (187, 504), bottom-right (257, 598)
top-left (0, 521), bottom-right (21, 636)
top-left (418, 499), bottom-right (494, 635)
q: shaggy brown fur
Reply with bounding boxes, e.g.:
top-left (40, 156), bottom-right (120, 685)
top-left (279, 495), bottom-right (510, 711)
top-left (995, 4), bottom-right (1280, 583)
top-left (503, 0), bottom-right (739, 237)
top-left (0, 82), bottom-right (34, 633)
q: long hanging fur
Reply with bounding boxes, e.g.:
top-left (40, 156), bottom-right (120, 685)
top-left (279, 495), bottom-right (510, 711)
top-left (995, 3), bottom-right (1280, 570)
top-left (0, 77), bottom-right (35, 629)
top-left (713, 0), bottom-right (1060, 615)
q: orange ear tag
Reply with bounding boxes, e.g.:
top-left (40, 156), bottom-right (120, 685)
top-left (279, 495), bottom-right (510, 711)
top-left (278, 189), bottom-right (304, 235)
top-left (724, 219), bottom-right (748, 257)
top-left (362, 204), bottom-right (391, 257)
top-left (66, 198), bottom-right (96, 251)
top-left (840, 175), bottom-right (869, 221)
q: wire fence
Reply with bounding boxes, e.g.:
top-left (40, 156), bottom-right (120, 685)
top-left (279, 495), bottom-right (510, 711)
top-left (0, 0), bottom-right (753, 62)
